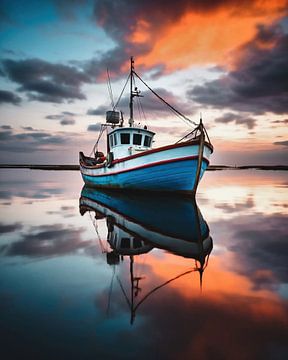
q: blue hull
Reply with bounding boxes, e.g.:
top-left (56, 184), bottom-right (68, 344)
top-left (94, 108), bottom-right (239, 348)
top-left (81, 157), bottom-right (208, 193)
top-left (80, 187), bottom-right (209, 243)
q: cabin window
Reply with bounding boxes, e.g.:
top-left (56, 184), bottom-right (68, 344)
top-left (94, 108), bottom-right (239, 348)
top-left (144, 135), bottom-right (152, 147)
top-left (133, 134), bottom-right (142, 145)
top-left (109, 135), bottom-right (114, 147)
top-left (121, 237), bottom-right (130, 248)
top-left (120, 133), bottom-right (130, 144)
top-left (113, 133), bottom-right (118, 145)
top-left (133, 238), bottom-right (142, 249)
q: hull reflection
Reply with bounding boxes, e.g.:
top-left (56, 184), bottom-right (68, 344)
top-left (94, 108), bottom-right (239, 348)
top-left (79, 186), bottom-right (213, 323)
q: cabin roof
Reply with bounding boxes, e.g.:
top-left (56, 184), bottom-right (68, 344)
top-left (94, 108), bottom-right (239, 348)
top-left (108, 127), bottom-right (155, 136)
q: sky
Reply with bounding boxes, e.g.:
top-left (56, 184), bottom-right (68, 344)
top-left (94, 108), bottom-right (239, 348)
top-left (0, 0), bottom-right (287, 165)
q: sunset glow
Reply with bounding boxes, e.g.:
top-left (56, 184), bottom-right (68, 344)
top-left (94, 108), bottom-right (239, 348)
top-left (0, 0), bottom-right (287, 165)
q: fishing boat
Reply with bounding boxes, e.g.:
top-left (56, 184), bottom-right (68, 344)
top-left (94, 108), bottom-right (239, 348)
top-left (79, 57), bottom-right (213, 194)
top-left (79, 187), bottom-right (213, 323)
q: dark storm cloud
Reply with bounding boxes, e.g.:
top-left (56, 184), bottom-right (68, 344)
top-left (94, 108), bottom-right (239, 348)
top-left (274, 140), bottom-right (288, 146)
top-left (75, 0), bottom-right (253, 79)
top-left (188, 23), bottom-right (288, 114)
top-left (215, 112), bottom-right (257, 129)
top-left (87, 123), bottom-right (101, 131)
top-left (89, 0), bottom-right (287, 79)
top-left (1, 58), bottom-right (89, 103)
top-left (0, 127), bottom-right (67, 153)
top-left (0, 222), bottom-right (22, 234)
top-left (46, 111), bottom-right (76, 126)
top-left (0, 89), bottom-right (21, 105)
top-left (93, 0), bottom-right (256, 40)
top-left (3, 224), bottom-right (93, 257)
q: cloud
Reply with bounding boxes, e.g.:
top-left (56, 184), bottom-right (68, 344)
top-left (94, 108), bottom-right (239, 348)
top-left (272, 119), bottom-right (288, 124)
top-left (46, 111), bottom-right (76, 126)
top-left (0, 126), bottom-right (67, 153)
top-left (60, 118), bottom-right (75, 125)
top-left (215, 196), bottom-right (254, 213)
top-left (87, 123), bottom-right (101, 132)
top-left (93, 258), bottom-right (288, 359)
top-left (87, 105), bottom-right (107, 116)
top-left (274, 140), bottom-right (288, 146)
top-left (87, 0), bottom-right (288, 77)
top-left (46, 206), bottom-right (76, 218)
top-left (0, 89), bottom-right (21, 105)
top-left (230, 214), bottom-right (288, 287)
top-left (215, 112), bottom-right (257, 129)
top-left (212, 213), bottom-right (288, 289)
top-left (1, 58), bottom-right (89, 103)
top-left (89, 88), bottom-right (193, 120)
top-left (0, 222), bottom-right (22, 234)
top-left (3, 224), bottom-right (93, 257)
top-left (187, 22), bottom-right (288, 114)
top-left (0, 183), bottom-right (65, 200)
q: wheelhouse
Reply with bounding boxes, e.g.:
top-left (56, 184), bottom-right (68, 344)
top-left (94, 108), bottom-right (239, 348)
top-left (108, 127), bottom-right (155, 159)
top-left (107, 225), bottom-right (153, 256)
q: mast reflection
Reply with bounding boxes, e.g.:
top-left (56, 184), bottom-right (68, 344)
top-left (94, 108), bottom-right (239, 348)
top-left (79, 187), bottom-right (213, 323)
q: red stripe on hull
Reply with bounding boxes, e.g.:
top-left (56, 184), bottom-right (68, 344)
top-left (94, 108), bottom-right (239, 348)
top-left (80, 140), bottom-right (213, 170)
top-left (81, 155), bottom-right (209, 178)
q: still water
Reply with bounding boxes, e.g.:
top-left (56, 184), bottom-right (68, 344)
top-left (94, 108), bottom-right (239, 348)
top-left (0, 169), bottom-right (287, 360)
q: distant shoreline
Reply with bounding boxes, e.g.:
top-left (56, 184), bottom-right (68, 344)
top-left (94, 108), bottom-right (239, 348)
top-left (0, 164), bottom-right (287, 171)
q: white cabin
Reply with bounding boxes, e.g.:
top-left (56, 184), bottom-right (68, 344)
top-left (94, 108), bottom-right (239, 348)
top-left (107, 225), bottom-right (153, 256)
top-left (108, 127), bottom-right (155, 159)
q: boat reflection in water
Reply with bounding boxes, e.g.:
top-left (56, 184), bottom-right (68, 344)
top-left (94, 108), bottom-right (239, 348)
top-left (79, 186), bottom-right (213, 323)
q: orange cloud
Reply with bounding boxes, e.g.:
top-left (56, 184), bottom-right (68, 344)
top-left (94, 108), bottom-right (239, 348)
top-left (135, 251), bottom-right (279, 302)
top-left (136, 1), bottom-right (287, 71)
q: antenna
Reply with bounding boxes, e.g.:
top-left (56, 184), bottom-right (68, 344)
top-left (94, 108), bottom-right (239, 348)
top-left (129, 57), bottom-right (134, 127)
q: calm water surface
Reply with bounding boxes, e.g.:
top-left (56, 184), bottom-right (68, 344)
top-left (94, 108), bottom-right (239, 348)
top-left (0, 169), bottom-right (287, 360)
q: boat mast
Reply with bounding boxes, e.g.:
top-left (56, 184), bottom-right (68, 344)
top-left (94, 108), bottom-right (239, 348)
top-left (129, 57), bottom-right (134, 127)
top-left (128, 57), bottom-right (142, 127)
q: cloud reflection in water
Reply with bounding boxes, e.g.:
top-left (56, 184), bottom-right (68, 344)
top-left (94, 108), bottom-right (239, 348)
top-left (0, 169), bottom-right (287, 359)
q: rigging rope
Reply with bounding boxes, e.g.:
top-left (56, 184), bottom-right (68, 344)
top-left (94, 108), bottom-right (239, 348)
top-left (133, 71), bottom-right (198, 127)
top-left (107, 68), bottom-right (114, 108)
top-left (113, 73), bottom-right (130, 110)
top-left (90, 124), bottom-right (105, 156)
